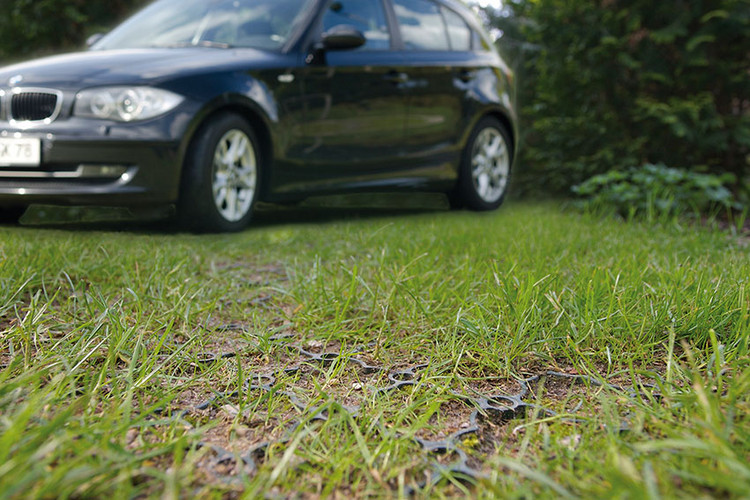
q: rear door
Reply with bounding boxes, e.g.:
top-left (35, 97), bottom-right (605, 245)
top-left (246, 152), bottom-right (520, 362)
top-left (390, 0), bottom-right (477, 169)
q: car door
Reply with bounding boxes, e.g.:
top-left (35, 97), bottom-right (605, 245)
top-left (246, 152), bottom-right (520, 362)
top-left (390, 0), bottom-right (474, 167)
top-left (286, 0), bottom-right (410, 189)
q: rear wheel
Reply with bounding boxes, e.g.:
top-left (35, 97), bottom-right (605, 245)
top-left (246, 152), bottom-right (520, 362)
top-left (452, 117), bottom-right (513, 211)
top-left (0, 206), bottom-right (27, 225)
top-left (178, 113), bottom-right (261, 232)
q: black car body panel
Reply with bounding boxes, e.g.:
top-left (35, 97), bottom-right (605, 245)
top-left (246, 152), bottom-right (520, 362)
top-left (0, 0), bottom-right (517, 218)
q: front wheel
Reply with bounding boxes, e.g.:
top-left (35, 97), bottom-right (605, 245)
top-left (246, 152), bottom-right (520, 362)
top-left (178, 113), bottom-right (261, 232)
top-left (452, 117), bottom-right (513, 211)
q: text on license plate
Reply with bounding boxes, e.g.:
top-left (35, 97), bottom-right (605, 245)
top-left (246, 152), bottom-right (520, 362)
top-left (0, 138), bottom-right (41, 167)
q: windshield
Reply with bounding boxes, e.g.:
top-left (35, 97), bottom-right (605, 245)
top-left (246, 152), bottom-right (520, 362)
top-left (93, 0), bottom-right (316, 51)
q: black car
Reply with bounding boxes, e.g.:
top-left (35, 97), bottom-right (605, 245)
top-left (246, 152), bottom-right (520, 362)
top-left (0, 0), bottom-right (516, 231)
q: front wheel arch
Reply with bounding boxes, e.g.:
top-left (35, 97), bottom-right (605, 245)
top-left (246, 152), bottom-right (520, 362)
top-left (177, 99), bottom-right (274, 200)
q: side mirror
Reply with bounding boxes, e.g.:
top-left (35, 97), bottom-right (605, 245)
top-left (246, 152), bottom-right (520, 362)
top-left (86, 33), bottom-right (104, 49)
top-left (321, 25), bottom-right (366, 51)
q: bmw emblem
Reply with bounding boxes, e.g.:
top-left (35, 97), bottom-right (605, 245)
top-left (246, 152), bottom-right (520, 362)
top-left (8, 74), bottom-right (23, 86)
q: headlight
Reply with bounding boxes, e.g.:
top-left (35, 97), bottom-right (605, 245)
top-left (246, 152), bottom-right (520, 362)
top-left (74, 87), bottom-right (184, 122)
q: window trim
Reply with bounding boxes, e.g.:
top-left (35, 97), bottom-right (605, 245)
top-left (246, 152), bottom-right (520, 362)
top-left (296, 0), bottom-right (496, 56)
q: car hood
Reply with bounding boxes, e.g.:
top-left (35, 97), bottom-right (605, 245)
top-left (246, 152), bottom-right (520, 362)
top-left (0, 48), bottom-right (289, 89)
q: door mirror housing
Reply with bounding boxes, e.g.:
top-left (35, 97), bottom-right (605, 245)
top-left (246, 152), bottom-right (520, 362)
top-left (321, 25), bottom-right (366, 51)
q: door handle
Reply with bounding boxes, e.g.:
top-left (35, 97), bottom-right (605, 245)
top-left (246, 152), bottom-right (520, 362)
top-left (384, 71), bottom-right (409, 85)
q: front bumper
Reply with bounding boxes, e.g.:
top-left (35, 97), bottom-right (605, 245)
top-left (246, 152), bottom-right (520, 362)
top-left (0, 124), bottom-right (184, 206)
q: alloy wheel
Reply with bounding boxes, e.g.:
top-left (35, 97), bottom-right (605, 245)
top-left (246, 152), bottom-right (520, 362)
top-left (470, 127), bottom-right (510, 204)
top-left (211, 129), bottom-right (257, 222)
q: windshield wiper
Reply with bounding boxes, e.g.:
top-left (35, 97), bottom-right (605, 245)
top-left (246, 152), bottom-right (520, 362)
top-left (157, 40), bottom-right (233, 49)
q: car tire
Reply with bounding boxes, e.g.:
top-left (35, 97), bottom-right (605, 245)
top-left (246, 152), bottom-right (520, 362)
top-left (452, 117), bottom-right (513, 211)
top-left (0, 206), bottom-right (27, 225)
top-left (178, 113), bottom-right (261, 232)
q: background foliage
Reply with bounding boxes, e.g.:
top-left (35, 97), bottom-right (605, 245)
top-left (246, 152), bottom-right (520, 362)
top-left (573, 162), bottom-right (739, 218)
top-left (0, 0), bottom-right (146, 61)
top-left (487, 0), bottom-right (750, 200)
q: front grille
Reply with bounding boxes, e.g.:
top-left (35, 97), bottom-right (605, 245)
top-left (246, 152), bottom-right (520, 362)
top-left (11, 91), bottom-right (59, 122)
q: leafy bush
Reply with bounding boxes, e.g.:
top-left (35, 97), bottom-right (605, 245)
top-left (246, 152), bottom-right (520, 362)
top-left (0, 0), bottom-right (147, 62)
top-left (573, 163), bottom-right (742, 218)
top-left (486, 0), bottom-right (750, 197)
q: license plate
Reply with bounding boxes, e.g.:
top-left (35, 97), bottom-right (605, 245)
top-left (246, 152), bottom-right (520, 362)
top-left (0, 138), bottom-right (41, 167)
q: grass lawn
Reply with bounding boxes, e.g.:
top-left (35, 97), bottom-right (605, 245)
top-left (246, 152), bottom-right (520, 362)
top-left (1, 199), bottom-right (748, 498)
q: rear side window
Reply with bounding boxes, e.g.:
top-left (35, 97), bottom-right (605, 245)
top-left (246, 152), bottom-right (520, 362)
top-left (441, 7), bottom-right (470, 51)
top-left (322, 0), bottom-right (391, 50)
top-left (393, 0), bottom-right (474, 51)
top-left (393, 0), bottom-right (449, 51)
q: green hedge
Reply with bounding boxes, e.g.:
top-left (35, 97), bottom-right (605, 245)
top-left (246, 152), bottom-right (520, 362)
top-left (488, 0), bottom-right (750, 198)
top-left (0, 0), bottom-right (147, 61)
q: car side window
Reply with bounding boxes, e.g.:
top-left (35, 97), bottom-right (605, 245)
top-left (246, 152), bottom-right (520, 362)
top-left (441, 7), bottom-right (471, 51)
top-left (322, 0), bottom-right (391, 50)
top-left (392, 0), bottom-right (450, 51)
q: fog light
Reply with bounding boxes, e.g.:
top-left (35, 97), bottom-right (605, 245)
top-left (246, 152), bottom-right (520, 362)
top-left (77, 165), bottom-right (129, 177)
